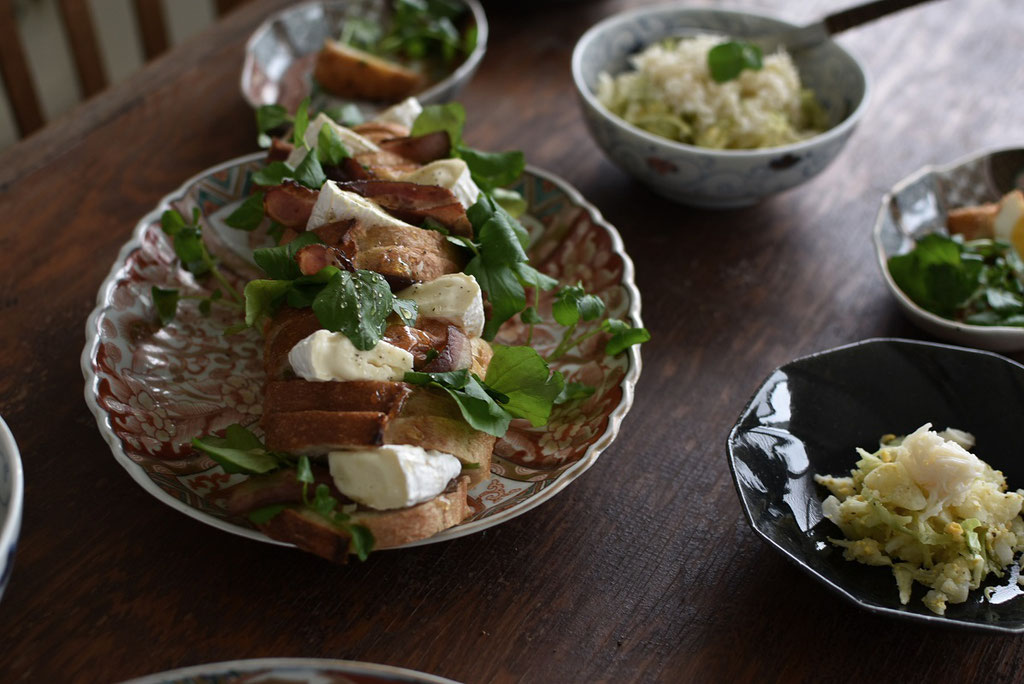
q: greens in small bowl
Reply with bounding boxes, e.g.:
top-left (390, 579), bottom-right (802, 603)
top-left (874, 147), bottom-right (1024, 351)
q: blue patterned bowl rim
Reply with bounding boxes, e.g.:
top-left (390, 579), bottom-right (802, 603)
top-left (571, 3), bottom-right (872, 158)
top-left (240, 0), bottom-right (489, 110)
top-left (0, 416), bottom-right (24, 585)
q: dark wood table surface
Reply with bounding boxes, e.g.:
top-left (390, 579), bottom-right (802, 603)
top-left (2, 0), bottom-right (1024, 681)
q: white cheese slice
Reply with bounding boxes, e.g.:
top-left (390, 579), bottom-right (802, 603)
top-left (373, 97), bottom-right (423, 129)
top-left (397, 273), bottom-right (484, 338)
top-left (400, 158), bottom-right (481, 209)
top-left (288, 330), bottom-right (413, 382)
top-left (285, 113), bottom-right (381, 167)
top-left (328, 444), bottom-right (462, 510)
top-left (306, 180), bottom-right (420, 231)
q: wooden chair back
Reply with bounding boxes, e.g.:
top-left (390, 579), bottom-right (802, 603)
top-left (0, 0), bottom-right (250, 138)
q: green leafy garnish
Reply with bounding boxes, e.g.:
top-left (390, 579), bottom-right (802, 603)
top-left (708, 40), bottom-right (763, 83)
top-left (192, 424), bottom-right (281, 474)
top-left (291, 149), bottom-right (327, 190)
top-left (256, 104), bottom-right (291, 148)
top-left (323, 103), bottom-right (365, 128)
top-left (551, 282), bottom-right (606, 327)
top-left (248, 504), bottom-right (287, 525)
top-left (392, 298), bottom-right (419, 326)
top-left (224, 191), bottom-right (266, 231)
top-left (484, 346), bottom-right (564, 427)
top-left (888, 233), bottom-right (1024, 325)
top-left (312, 270), bottom-right (395, 350)
top-left (603, 318), bottom-right (652, 356)
top-left (555, 381), bottom-right (596, 404)
top-left (253, 231), bottom-right (322, 280)
top-left (293, 97), bottom-right (311, 147)
top-left (152, 286), bottom-right (180, 325)
top-left (317, 123), bottom-right (351, 166)
top-left (346, 0), bottom-right (470, 67)
top-left (404, 368), bottom-right (512, 437)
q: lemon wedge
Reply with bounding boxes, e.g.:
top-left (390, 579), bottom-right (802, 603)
top-left (992, 189), bottom-right (1024, 257)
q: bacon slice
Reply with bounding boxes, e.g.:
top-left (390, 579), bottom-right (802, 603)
top-left (378, 131), bottom-right (451, 165)
top-left (216, 466), bottom-right (341, 516)
top-left (295, 243), bottom-right (353, 276)
top-left (266, 138), bottom-right (295, 163)
top-left (340, 180), bottom-right (472, 237)
top-left (354, 149), bottom-right (420, 179)
top-left (263, 181), bottom-right (318, 229)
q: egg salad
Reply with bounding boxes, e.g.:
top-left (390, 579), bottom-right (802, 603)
top-left (815, 424), bottom-right (1024, 615)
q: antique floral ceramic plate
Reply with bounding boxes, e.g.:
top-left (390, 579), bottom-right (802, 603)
top-left (0, 415), bottom-right (23, 602)
top-left (121, 657), bottom-right (460, 684)
top-left (82, 153), bottom-right (643, 552)
top-left (874, 146), bottom-right (1024, 351)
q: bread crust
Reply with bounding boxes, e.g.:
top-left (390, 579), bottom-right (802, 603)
top-left (313, 39), bottom-right (424, 101)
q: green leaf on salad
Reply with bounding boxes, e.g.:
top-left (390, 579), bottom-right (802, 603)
top-left (392, 297), bottom-right (419, 326)
top-left (483, 345), bottom-right (564, 427)
top-left (348, 524), bottom-right (374, 561)
top-left (708, 40), bottom-right (763, 83)
top-left (456, 145), bottom-right (525, 191)
top-left (244, 279), bottom-right (293, 327)
top-left (492, 187), bottom-right (527, 218)
top-left (555, 381), bottom-right (596, 404)
top-left (248, 504), bottom-right (287, 525)
top-left (160, 209), bottom-right (186, 236)
top-left (552, 283), bottom-right (606, 327)
top-left (887, 234), bottom-right (980, 319)
top-left (293, 97), bottom-right (311, 147)
top-left (152, 286), bottom-right (179, 325)
top-left (602, 318), bottom-right (651, 356)
top-left (317, 123), bottom-right (351, 166)
top-left (252, 162), bottom-right (294, 187)
top-left (323, 103), bottom-right (365, 128)
top-left (403, 369), bottom-right (512, 437)
top-left (253, 231), bottom-right (322, 280)
top-left (412, 102), bottom-right (465, 147)
top-left (192, 424), bottom-right (280, 474)
top-left (291, 148), bottom-right (327, 189)
top-left (256, 104), bottom-right (291, 135)
top-left (312, 269), bottom-right (395, 350)
top-left (224, 191), bottom-right (265, 231)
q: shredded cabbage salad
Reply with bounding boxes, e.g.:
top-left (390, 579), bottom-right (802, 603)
top-left (815, 424), bottom-right (1024, 615)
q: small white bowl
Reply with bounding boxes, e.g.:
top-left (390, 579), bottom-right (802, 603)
top-left (241, 0), bottom-right (488, 114)
top-left (873, 146), bottom-right (1024, 352)
top-left (571, 5), bottom-right (870, 208)
top-left (0, 416), bottom-right (23, 602)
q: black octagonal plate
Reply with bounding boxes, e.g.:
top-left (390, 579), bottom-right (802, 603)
top-left (727, 338), bottom-right (1024, 632)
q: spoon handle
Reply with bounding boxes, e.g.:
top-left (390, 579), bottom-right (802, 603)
top-left (824, 0), bottom-right (938, 35)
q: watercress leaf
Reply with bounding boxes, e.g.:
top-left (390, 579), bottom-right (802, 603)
top-left (160, 209), bottom-right (186, 236)
top-left (513, 262), bottom-right (558, 291)
top-left (578, 294), bottom-right (606, 322)
top-left (484, 345), bottom-right (564, 427)
top-left (492, 187), bottom-right (527, 218)
top-left (256, 104), bottom-right (290, 134)
top-left (174, 228), bottom-right (211, 275)
top-left (192, 424), bottom-right (279, 474)
top-left (403, 370), bottom-right (510, 436)
top-left (312, 269), bottom-right (394, 350)
top-left (888, 233), bottom-right (976, 318)
top-left (551, 294), bottom-right (579, 327)
top-left (602, 318), bottom-right (630, 334)
top-left (404, 368), bottom-right (471, 390)
top-left (244, 279), bottom-right (293, 327)
top-left (317, 123), bottom-right (351, 166)
top-left (152, 287), bottom-right (179, 325)
top-left (253, 231), bottom-right (322, 280)
top-left (708, 40), bottom-right (763, 83)
top-left (311, 483), bottom-right (338, 518)
top-left (293, 97), bottom-right (311, 147)
top-left (465, 255), bottom-right (526, 340)
top-left (520, 306), bottom-right (542, 324)
top-left (248, 504), bottom-right (286, 525)
top-left (606, 325), bottom-right (651, 356)
top-left (296, 454), bottom-right (314, 484)
top-left (411, 102), bottom-right (465, 149)
top-left (392, 297), bottom-right (419, 326)
top-left (555, 381), bottom-right (596, 404)
top-left (455, 145), bottom-right (525, 191)
top-left (198, 298), bottom-right (212, 316)
top-left (252, 162), bottom-right (294, 187)
top-left (292, 148), bottom-right (327, 189)
top-left (348, 524), bottom-right (375, 561)
top-left (224, 191), bottom-right (266, 231)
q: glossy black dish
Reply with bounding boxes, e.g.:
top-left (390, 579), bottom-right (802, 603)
top-left (727, 338), bottom-right (1024, 632)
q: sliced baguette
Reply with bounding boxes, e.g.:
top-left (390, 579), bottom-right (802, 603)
top-left (313, 39), bottom-right (424, 101)
top-left (258, 475), bottom-right (471, 562)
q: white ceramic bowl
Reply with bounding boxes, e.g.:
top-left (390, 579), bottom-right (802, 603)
top-left (873, 146), bottom-right (1024, 351)
top-left (0, 416), bottom-right (23, 602)
top-left (241, 0), bottom-right (488, 114)
top-left (571, 5), bottom-right (870, 208)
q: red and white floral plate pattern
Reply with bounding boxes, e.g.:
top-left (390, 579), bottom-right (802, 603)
top-left (82, 153), bottom-right (643, 551)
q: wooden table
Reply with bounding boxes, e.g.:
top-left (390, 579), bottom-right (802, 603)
top-left (2, 0), bottom-right (1023, 680)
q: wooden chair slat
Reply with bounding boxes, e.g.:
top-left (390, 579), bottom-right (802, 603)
top-left (132, 0), bottom-right (170, 60)
top-left (0, 0), bottom-right (44, 136)
top-left (57, 0), bottom-right (108, 97)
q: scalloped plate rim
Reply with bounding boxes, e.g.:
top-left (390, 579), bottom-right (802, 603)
top-left (120, 657), bottom-right (461, 684)
top-left (81, 152), bottom-right (644, 552)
